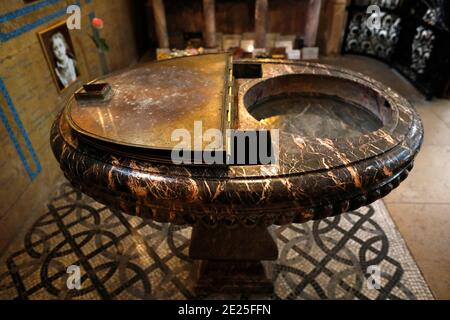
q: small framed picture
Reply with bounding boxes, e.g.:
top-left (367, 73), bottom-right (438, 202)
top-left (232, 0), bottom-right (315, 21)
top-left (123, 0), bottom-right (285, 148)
top-left (286, 49), bottom-right (301, 60)
top-left (38, 20), bottom-right (80, 92)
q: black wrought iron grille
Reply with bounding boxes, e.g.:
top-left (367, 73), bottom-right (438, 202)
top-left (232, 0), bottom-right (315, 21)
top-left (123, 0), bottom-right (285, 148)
top-left (342, 0), bottom-right (450, 99)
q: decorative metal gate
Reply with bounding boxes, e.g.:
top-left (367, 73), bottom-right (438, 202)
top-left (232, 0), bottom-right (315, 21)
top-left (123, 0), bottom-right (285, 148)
top-left (342, 0), bottom-right (450, 99)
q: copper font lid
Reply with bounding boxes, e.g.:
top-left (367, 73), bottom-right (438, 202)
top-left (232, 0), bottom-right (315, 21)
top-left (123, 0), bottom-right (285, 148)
top-left (65, 53), bottom-right (233, 153)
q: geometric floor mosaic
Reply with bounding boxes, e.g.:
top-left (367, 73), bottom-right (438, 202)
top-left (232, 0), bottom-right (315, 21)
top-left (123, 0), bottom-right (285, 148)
top-left (0, 182), bottom-right (434, 300)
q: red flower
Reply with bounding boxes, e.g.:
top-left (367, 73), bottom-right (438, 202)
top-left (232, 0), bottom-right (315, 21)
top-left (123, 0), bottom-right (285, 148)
top-left (91, 17), bottom-right (104, 29)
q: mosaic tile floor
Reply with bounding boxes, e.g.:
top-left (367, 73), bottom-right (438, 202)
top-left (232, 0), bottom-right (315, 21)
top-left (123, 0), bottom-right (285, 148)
top-left (0, 182), bottom-right (434, 300)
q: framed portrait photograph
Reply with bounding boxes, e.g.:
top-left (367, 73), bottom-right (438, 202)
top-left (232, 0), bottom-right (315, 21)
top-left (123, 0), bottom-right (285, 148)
top-left (38, 21), bottom-right (80, 92)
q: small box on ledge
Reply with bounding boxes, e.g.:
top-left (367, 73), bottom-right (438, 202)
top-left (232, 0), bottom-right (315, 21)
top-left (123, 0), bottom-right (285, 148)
top-left (302, 47), bottom-right (319, 60)
top-left (156, 48), bottom-right (171, 61)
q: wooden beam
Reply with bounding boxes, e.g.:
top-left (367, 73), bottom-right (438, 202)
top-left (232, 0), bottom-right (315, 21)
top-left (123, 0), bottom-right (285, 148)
top-left (255, 0), bottom-right (268, 48)
top-left (151, 0), bottom-right (169, 48)
top-left (320, 0), bottom-right (348, 55)
top-left (304, 0), bottom-right (322, 47)
top-left (203, 0), bottom-right (216, 48)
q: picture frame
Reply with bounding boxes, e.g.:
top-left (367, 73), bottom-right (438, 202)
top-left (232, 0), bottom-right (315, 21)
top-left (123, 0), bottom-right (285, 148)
top-left (38, 20), bottom-right (80, 92)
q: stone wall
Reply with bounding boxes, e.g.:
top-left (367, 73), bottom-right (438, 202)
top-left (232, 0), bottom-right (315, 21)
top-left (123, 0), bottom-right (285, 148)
top-left (0, 0), bottom-right (139, 255)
